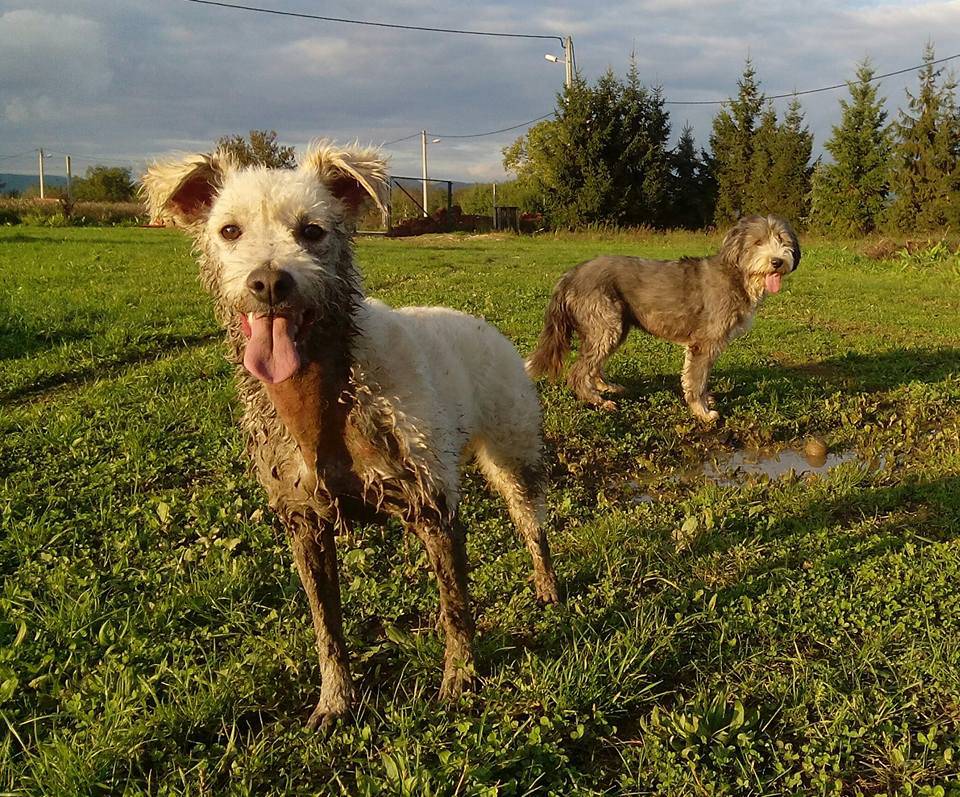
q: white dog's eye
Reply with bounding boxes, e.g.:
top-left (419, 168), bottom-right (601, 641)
top-left (300, 223), bottom-right (326, 242)
top-left (220, 224), bottom-right (242, 241)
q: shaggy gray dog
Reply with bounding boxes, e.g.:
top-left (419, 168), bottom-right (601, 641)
top-left (526, 215), bottom-right (800, 420)
top-left (143, 142), bottom-right (558, 728)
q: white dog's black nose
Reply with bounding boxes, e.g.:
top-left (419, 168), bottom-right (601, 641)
top-left (246, 268), bottom-right (294, 305)
top-left (770, 257), bottom-right (784, 269)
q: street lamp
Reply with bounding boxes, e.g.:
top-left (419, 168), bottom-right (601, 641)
top-left (544, 36), bottom-right (575, 89)
top-left (421, 131), bottom-right (442, 218)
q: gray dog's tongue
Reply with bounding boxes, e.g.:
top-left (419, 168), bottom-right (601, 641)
top-left (765, 273), bottom-right (782, 293)
top-left (243, 315), bottom-right (300, 383)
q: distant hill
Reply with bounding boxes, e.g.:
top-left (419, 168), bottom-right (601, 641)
top-left (0, 173), bottom-right (68, 195)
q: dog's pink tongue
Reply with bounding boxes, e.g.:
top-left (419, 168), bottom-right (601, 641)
top-left (243, 315), bottom-right (300, 384)
top-left (765, 273), bottom-right (782, 294)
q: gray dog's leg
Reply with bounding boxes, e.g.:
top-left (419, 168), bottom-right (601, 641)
top-left (568, 328), bottom-right (623, 411)
top-left (681, 344), bottom-right (721, 422)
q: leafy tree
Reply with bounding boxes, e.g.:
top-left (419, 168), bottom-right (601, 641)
top-left (216, 129), bottom-right (296, 169)
top-left (886, 44), bottom-right (960, 231)
top-left (71, 166), bottom-right (135, 202)
top-left (810, 60), bottom-right (892, 235)
top-left (502, 63), bottom-right (672, 228)
top-left (710, 59), bottom-right (764, 225)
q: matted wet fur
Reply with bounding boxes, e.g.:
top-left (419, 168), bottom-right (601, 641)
top-left (526, 215), bottom-right (800, 420)
top-left (142, 141), bottom-right (558, 729)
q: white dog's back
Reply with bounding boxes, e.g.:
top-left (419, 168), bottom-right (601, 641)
top-left (352, 299), bottom-right (542, 497)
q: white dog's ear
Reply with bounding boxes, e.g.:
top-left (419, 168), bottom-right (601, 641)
top-left (141, 153), bottom-right (228, 227)
top-left (303, 140), bottom-right (389, 217)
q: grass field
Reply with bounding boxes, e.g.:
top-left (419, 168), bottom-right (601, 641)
top-left (1, 226), bottom-right (959, 795)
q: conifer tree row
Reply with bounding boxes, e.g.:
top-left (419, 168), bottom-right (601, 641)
top-left (501, 48), bottom-right (958, 232)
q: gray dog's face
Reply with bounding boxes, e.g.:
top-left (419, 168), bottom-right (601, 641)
top-left (142, 143), bottom-right (388, 384)
top-left (721, 215), bottom-right (800, 295)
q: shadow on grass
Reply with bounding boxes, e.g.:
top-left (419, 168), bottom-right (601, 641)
top-left (0, 233), bottom-right (171, 246)
top-left (1, 330), bottom-right (221, 403)
top-left (609, 346), bottom-right (960, 404)
top-left (0, 318), bottom-right (99, 360)
top-left (701, 474), bottom-right (960, 607)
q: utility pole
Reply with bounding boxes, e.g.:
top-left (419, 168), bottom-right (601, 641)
top-left (420, 130), bottom-right (429, 218)
top-left (65, 154), bottom-right (72, 201)
top-left (545, 36), bottom-right (576, 89)
top-left (38, 148), bottom-right (45, 199)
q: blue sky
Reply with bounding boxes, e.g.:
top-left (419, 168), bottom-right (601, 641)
top-left (1, 0), bottom-right (958, 183)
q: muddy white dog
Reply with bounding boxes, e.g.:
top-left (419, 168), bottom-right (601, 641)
top-left (142, 141), bottom-right (559, 728)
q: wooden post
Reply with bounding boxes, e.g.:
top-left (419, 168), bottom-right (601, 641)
top-left (38, 148), bottom-right (45, 199)
top-left (65, 155), bottom-right (72, 201)
top-left (385, 177), bottom-right (393, 232)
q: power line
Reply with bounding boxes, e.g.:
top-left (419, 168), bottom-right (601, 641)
top-left (664, 51), bottom-right (960, 105)
top-left (183, 0), bottom-right (563, 43)
top-left (45, 149), bottom-right (143, 166)
top-left (382, 113), bottom-right (556, 149)
top-left (430, 112), bottom-right (556, 139)
top-left (383, 132), bottom-right (422, 147)
top-left (371, 50), bottom-right (960, 146)
top-left (0, 149), bottom-right (39, 161)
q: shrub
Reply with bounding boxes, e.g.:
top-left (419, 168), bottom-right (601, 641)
top-left (0, 197), bottom-right (146, 227)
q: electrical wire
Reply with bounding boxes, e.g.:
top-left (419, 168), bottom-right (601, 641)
top-left (383, 132), bottom-right (422, 146)
top-left (183, 0), bottom-right (563, 43)
top-left (0, 149), bottom-right (39, 161)
top-left (429, 112), bottom-right (556, 139)
top-left (664, 51), bottom-right (960, 105)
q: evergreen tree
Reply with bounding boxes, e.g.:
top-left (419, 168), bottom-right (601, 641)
top-left (670, 124), bottom-right (714, 228)
top-left (710, 59), bottom-right (764, 225)
top-left (621, 58), bottom-right (672, 225)
top-left (766, 98), bottom-right (814, 223)
top-left (886, 44), bottom-right (960, 231)
top-left (745, 103), bottom-right (779, 214)
top-left (809, 60), bottom-right (891, 235)
top-left (503, 65), bottom-right (673, 228)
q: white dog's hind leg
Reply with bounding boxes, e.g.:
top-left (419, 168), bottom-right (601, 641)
top-left (474, 441), bottom-right (559, 604)
top-left (409, 515), bottom-right (476, 699)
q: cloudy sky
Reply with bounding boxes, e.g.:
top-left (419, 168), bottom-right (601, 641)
top-left (1, 0), bottom-right (958, 183)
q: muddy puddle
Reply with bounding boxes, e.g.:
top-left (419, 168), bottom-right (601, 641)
top-left (624, 442), bottom-right (884, 504)
top-left (702, 445), bottom-right (863, 485)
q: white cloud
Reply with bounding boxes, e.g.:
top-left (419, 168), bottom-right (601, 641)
top-left (1, 0), bottom-right (958, 180)
top-left (0, 8), bottom-right (111, 94)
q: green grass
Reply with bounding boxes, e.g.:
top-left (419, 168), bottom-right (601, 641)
top-left (2, 226), bottom-right (959, 795)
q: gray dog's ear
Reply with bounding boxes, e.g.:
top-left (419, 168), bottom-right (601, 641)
top-left (719, 215), bottom-right (756, 264)
top-left (787, 228), bottom-right (801, 269)
top-left (302, 140), bottom-right (390, 217)
top-left (141, 152), bottom-right (230, 228)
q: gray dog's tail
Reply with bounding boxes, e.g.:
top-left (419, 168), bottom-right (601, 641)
top-left (525, 274), bottom-right (576, 381)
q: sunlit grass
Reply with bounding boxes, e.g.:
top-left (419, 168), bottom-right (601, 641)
top-left (2, 226), bottom-right (959, 795)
